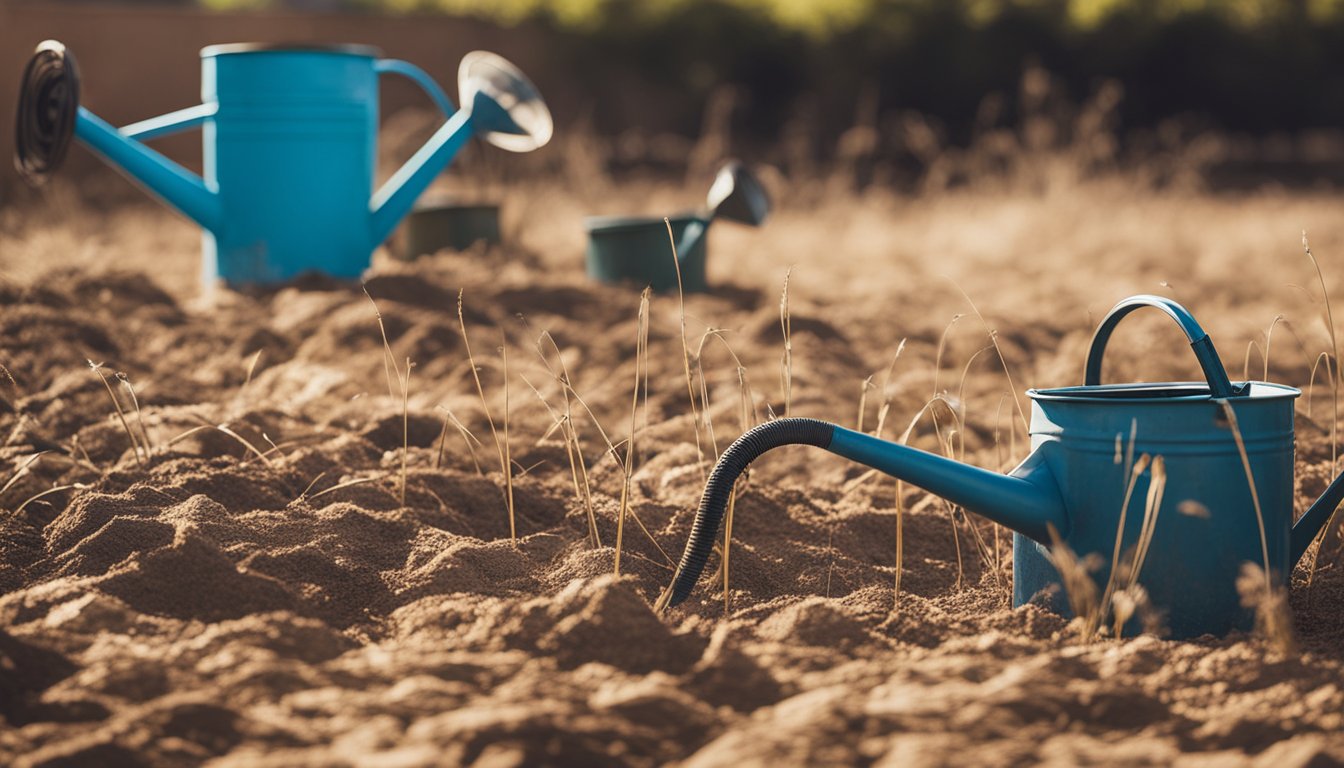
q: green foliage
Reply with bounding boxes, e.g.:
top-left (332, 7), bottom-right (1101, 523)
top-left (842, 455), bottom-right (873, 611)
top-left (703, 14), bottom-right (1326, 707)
top-left (280, 0), bottom-right (1344, 34)
top-left (189, 0), bottom-right (1344, 146)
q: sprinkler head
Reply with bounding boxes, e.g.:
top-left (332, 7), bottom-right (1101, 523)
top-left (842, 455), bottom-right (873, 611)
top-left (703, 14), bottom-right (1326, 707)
top-left (14, 40), bottom-right (81, 186)
top-left (707, 160), bottom-right (770, 226)
top-left (457, 51), bottom-right (552, 153)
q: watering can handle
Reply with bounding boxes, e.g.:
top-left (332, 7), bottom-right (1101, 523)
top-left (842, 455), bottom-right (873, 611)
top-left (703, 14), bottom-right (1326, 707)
top-left (1084, 294), bottom-right (1237, 398)
top-left (374, 59), bottom-right (456, 117)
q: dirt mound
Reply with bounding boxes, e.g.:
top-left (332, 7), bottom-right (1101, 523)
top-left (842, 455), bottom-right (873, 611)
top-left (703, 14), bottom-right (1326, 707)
top-left (3, 190), bottom-right (1344, 765)
top-left (97, 522), bottom-right (298, 622)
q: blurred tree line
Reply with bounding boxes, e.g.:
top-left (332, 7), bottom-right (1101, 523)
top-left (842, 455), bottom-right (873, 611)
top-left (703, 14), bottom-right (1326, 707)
top-left (130, 0), bottom-right (1344, 148)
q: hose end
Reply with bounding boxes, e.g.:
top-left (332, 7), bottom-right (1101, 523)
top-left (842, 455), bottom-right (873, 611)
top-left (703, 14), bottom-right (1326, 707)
top-left (662, 418), bottom-right (836, 610)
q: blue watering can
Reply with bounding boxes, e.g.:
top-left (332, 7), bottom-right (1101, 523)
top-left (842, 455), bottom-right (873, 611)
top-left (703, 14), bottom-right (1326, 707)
top-left (663, 295), bottom-right (1342, 638)
top-left (14, 40), bottom-right (552, 287)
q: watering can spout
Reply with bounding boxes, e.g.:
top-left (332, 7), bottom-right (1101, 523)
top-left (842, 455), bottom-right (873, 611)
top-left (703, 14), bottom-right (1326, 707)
top-left (1292, 473), bottom-right (1344, 564)
top-left (826, 425), bottom-right (1068, 543)
top-left (74, 108), bottom-right (222, 232)
top-left (369, 109), bottom-right (475, 247)
top-left (662, 418), bottom-right (1068, 609)
top-left (669, 161), bottom-right (773, 260)
top-left (368, 51), bottom-right (552, 249)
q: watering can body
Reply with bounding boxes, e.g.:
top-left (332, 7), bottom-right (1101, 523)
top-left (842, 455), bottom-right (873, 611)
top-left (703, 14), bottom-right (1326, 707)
top-left (1011, 382), bottom-right (1296, 637)
top-left (666, 295), bottom-right (1337, 639)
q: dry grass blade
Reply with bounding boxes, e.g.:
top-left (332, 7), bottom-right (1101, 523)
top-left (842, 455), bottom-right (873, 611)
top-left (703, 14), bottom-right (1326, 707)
top-left (1303, 232), bottom-right (1339, 468)
top-left (364, 290), bottom-right (414, 506)
top-left (364, 286), bottom-right (400, 400)
top-left (931, 314), bottom-right (964, 399)
top-left (163, 423), bottom-right (276, 469)
top-left (568, 418), bottom-right (601, 548)
top-left (116, 372), bottom-right (152, 457)
top-left (534, 332), bottom-right (671, 565)
top-left (1046, 523), bottom-right (1102, 637)
top-left (665, 217), bottom-right (707, 479)
top-left (779, 267), bottom-right (793, 418)
top-left (615, 289), bottom-right (650, 576)
top-left (720, 338), bottom-right (759, 611)
top-left (1128, 455), bottom-right (1167, 589)
top-left (1113, 456), bottom-right (1168, 639)
top-left (520, 374), bottom-right (600, 547)
top-left (242, 349), bottom-right (263, 391)
top-left (736, 364), bottom-right (759, 431)
top-left (1263, 314), bottom-right (1284, 381)
top-left (295, 470), bottom-right (329, 502)
top-left (857, 376), bottom-right (874, 432)
top-left (211, 424), bottom-right (278, 469)
top-left (1220, 398), bottom-right (1297, 650)
top-left (894, 391), bottom-right (972, 591)
top-left (954, 345), bottom-right (995, 429)
top-left (825, 523), bottom-right (837, 597)
top-left (1, 452), bottom-right (48, 498)
top-left (500, 337), bottom-right (516, 542)
top-left (89, 361), bottom-right (144, 466)
top-left (1237, 562), bottom-right (1297, 654)
top-left (693, 330), bottom-right (720, 459)
top-left (940, 434), bottom-right (965, 590)
top-left (949, 283), bottom-right (1030, 435)
top-left (13, 483), bottom-right (83, 515)
top-left (436, 405), bottom-right (483, 473)
top-left (893, 480), bottom-right (905, 612)
top-left (1242, 340), bottom-right (1262, 382)
top-left (873, 339), bottom-right (907, 439)
top-left (459, 289), bottom-right (516, 545)
top-left (722, 483), bottom-right (739, 613)
top-left (307, 476), bottom-right (381, 501)
top-left (400, 358), bottom-right (414, 506)
top-left (1219, 400), bottom-right (1273, 594)
top-left (1307, 351), bottom-right (1334, 420)
top-left (1093, 451), bottom-right (1151, 638)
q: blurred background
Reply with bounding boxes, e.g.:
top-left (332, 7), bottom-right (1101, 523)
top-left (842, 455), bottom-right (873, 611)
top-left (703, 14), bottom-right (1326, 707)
top-left (6, 0), bottom-right (1344, 207)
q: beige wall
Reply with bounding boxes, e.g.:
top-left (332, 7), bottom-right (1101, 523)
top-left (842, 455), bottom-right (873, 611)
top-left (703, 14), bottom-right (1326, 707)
top-left (0, 1), bottom-right (584, 204)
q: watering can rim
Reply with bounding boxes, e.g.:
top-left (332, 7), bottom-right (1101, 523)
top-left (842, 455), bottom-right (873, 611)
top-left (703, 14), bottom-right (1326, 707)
top-left (584, 212), bottom-right (706, 233)
top-left (201, 43), bottom-right (383, 59)
top-left (411, 200), bottom-right (501, 214)
top-left (1028, 380), bottom-right (1300, 403)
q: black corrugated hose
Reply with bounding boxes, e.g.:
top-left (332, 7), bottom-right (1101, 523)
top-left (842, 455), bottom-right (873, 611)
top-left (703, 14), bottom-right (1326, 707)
top-left (662, 417), bottom-right (835, 609)
top-left (15, 40), bottom-right (80, 186)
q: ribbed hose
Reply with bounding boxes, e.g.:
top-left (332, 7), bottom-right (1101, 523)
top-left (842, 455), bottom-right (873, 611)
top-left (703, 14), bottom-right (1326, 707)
top-left (14, 40), bottom-right (80, 186)
top-left (664, 417), bottom-right (836, 608)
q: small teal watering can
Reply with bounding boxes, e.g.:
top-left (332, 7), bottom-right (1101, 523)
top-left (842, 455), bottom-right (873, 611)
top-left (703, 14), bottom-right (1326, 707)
top-left (664, 295), bottom-right (1342, 638)
top-left (585, 161), bottom-right (770, 293)
top-left (14, 40), bottom-right (551, 287)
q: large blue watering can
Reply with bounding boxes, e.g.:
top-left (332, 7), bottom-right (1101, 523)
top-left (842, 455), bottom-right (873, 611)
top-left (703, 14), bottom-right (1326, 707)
top-left (664, 295), bottom-right (1343, 638)
top-left (14, 40), bottom-right (552, 287)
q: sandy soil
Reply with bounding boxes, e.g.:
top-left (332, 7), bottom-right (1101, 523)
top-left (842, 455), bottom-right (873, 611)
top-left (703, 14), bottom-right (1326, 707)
top-left (0, 176), bottom-right (1342, 766)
